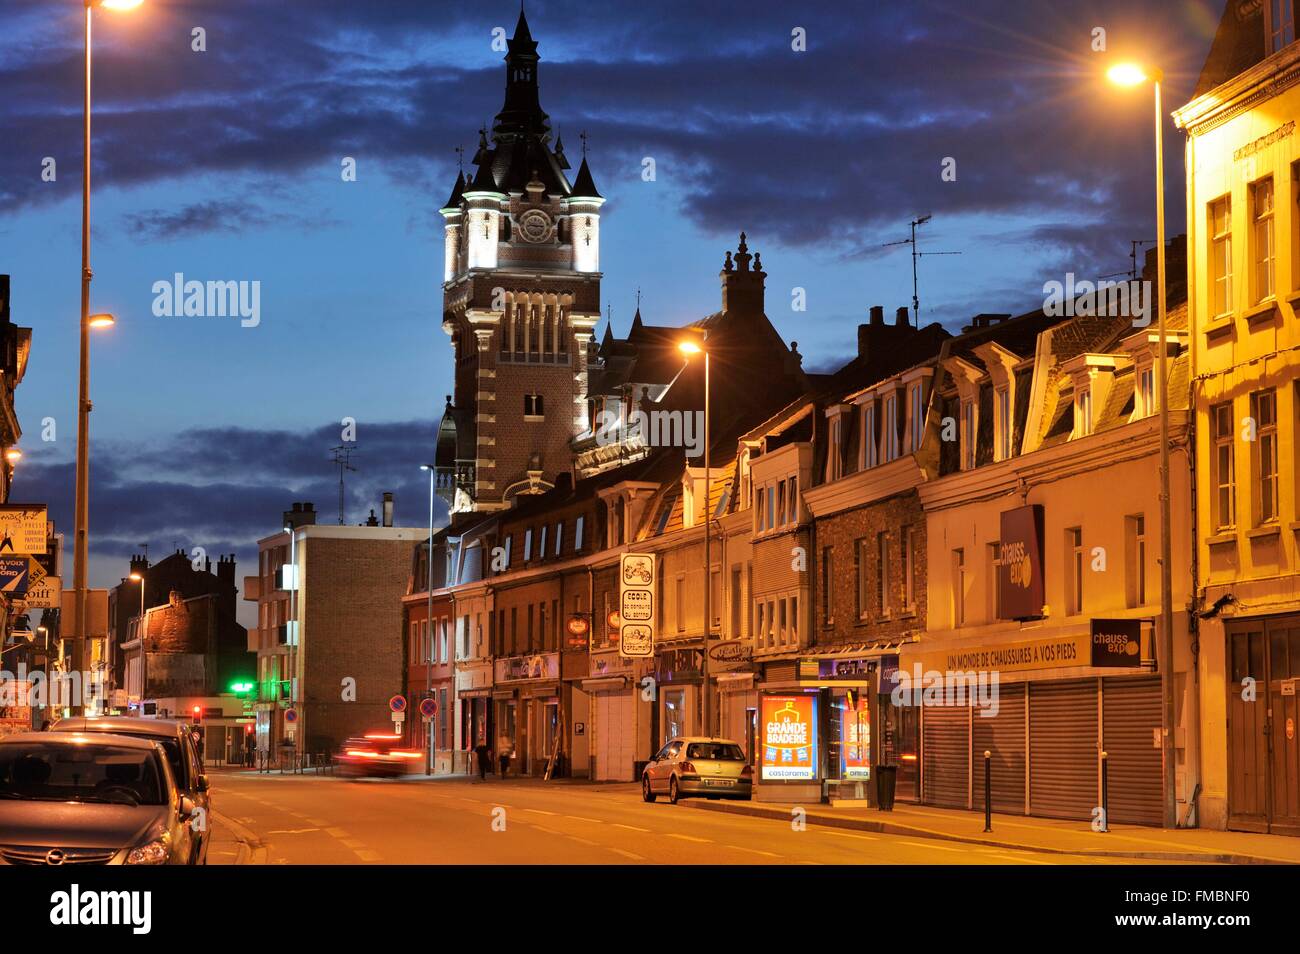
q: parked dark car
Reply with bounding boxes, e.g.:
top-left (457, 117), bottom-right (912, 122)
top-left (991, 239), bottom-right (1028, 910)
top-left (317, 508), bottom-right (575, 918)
top-left (0, 732), bottom-right (201, 865)
top-left (53, 716), bottom-right (211, 863)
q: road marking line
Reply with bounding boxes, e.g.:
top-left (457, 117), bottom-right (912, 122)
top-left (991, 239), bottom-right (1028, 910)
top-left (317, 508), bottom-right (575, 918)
top-left (666, 833), bottom-right (711, 843)
top-left (819, 830), bottom-right (878, 841)
top-left (607, 848), bottom-right (645, 861)
top-left (898, 840), bottom-right (962, 852)
top-left (324, 827), bottom-right (350, 839)
top-left (567, 835), bottom-right (598, 846)
top-left (529, 825), bottom-right (561, 835)
top-left (724, 845), bottom-right (780, 857)
top-left (564, 815), bottom-right (603, 824)
top-left (266, 828), bottom-right (320, 835)
top-left (611, 823), bottom-right (650, 832)
top-left (523, 808), bottom-right (557, 816)
top-left (354, 849), bottom-right (383, 862)
top-left (340, 839), bottom-right (365, 849)
top-left (305, 818), bottom-right (329, 826)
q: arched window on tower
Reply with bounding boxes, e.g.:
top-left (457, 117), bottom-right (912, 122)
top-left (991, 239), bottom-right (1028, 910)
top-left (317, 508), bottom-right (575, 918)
top-left (514, 303), bottom-right (525, 354)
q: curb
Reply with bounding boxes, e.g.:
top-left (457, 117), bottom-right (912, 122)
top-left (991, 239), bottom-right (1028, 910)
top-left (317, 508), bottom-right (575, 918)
top-left (682, 800), bottom-right (1295, 865)
top-left (212, 809), bottom-right (267, 865)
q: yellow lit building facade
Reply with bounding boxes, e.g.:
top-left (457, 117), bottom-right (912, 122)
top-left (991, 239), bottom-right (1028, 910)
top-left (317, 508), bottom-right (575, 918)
top-left (1174, 1), bottom-right (1300, 835)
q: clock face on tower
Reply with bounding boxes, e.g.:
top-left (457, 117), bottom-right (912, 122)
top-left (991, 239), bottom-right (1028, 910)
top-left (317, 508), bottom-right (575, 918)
top-left (517, 209), bottom-right (553, 244)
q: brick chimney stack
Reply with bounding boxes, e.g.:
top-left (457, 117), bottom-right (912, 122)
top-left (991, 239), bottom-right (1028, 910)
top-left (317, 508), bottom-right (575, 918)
top-left (719, 231), bottom-right (766, 317)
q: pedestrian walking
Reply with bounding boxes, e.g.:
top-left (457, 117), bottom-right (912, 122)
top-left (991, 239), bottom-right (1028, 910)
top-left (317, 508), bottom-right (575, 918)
top-left (496, 732), bottom-right (513, 778)
top-left (473, 734), bottom-right (491, 781)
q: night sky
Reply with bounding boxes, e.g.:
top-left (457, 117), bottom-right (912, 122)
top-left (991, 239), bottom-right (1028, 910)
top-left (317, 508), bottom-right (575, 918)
top-left (0, 0), bottom-right (1223, 626)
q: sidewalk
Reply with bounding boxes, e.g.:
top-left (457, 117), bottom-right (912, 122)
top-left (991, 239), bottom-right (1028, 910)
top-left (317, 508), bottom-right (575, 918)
top-left (685, 799), bottom-right (1300, 864)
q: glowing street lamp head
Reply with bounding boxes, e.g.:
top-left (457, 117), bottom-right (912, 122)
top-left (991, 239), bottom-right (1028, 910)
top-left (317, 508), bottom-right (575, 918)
top-left (97, 0), bottom-right (144, 11)
top-left (129, 572), bottom-right (143, 582)
top-left (678, 340), bottom-right (703, 356)
top-left (88, 313), bottom-right (115, 329)
top-left (1107, 63), bottom-right (1151, 87)
top-left (4, 448), bottom-right (21, 463)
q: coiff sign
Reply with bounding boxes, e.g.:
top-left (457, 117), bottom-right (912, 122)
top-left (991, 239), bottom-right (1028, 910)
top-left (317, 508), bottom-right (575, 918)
top-left (619, 553), bottom-right (656, 658)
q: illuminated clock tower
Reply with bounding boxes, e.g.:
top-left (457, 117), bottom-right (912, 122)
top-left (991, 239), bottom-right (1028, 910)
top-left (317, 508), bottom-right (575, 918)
top-left (435, 10), bottom-right (604, 515)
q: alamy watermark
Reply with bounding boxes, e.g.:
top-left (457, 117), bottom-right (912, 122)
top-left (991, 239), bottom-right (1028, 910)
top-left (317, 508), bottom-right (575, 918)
top-left (151, 273), bottom-right (260, 327)
top-left (594, 408), bottom-right (704, 458)
top-left (1043, 273), bottom-right (1151, 327)
top-left (890, 664), bottom-right (1001, 717)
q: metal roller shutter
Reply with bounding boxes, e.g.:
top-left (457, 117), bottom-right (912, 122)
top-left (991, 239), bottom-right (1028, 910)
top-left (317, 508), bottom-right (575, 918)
top-left (973, 684), bottom-right (1026, 815)
top-left (1102, 676), bottom-right (1162, 826)
top-left (1029, 680), bottom-right (1097, 820)
top-left (922, 705), bottom-right (970, 808)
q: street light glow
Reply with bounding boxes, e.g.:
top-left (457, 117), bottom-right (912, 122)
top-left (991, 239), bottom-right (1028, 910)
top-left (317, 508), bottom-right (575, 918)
top-left (678, 340), bottom-right (702, 355)
top-left (88, 313), bottom-right (116, 328)
top-left (128, 572), bottom-right (143, 582)
top-left (5, 448), bottom-right (21, 463)
top-left (1107, 63), bottom-right (1149, 87)
top-left (98, 0), bottom-right (144, 11)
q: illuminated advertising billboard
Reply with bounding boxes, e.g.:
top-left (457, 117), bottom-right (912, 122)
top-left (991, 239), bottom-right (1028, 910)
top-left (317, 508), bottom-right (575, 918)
top-left (761, 694), bottom-right (818, 781)
top-left (839, 694), bottom-right (871, 780)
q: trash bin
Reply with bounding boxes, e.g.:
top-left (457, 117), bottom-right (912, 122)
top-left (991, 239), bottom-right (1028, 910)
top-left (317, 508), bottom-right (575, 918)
top-left (875, 764), bottom-right (898, 811)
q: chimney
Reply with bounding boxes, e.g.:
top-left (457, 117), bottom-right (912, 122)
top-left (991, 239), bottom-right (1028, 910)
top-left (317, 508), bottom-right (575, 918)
top-left (869, 305), bottom-right (884, 326)
top-left (282, 501), bottom-right (318, 530)
top-left (719, 231), bottom-right (766, 316)
top-left (216, 554), bottom-right (235, 586)
top-left (382, 492), bottom-right (394, 527)
top-left (895, 306), bottom-right (910, 327)
top-left (365, 509), bottom-right (379, 527)
top-left (129, 554), bottom-right (149, 576)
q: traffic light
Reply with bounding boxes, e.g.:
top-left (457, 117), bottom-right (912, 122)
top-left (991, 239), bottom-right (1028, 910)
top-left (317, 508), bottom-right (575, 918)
top-left (192, 705), bottom-right (202, 724)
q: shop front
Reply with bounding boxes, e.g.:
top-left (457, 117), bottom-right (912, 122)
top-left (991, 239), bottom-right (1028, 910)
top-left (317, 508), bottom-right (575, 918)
top-left (493, 652), bottom-right (560, 776)
top-left (711, 640), bottom-right (758, 762)
top-left (456, 659), bottom-right (493, 754)
top-left (901, 619), bottom-right (1166, 824)
top-left (654, 645), bottom-right (703, 749)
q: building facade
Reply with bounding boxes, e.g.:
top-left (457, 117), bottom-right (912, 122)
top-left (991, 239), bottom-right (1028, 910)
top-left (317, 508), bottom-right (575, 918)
top-left (1175, 0), bottom-right (1300, 835)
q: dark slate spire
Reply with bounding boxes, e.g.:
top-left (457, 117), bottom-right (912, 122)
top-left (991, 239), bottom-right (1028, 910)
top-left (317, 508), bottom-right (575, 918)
top-left (440, 170), bottom-right (466, 210)
top-left (493, 9), bottom-right (550, 143)
top-left (571, 157), bottom-right (602, 199)
top-left (468, 156), bottom-right (500, 193)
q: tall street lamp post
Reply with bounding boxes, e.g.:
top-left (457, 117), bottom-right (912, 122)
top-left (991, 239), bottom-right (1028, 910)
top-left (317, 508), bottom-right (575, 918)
top-left (679, 339), bottom-right (712, 737)
top-left (128, 570), bottom-right (144, 705)
top-left (420, 464), bottom-right (436, 775)
top-left (1108, 61), bottom-right (1176, 828)
top-left (71, 0), bottom-right (140, 714)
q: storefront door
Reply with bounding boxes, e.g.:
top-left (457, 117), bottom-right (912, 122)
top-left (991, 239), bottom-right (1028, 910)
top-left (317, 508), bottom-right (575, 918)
top-left (664, 688), bottom-right (688, 741)
top-left (1228, 618), bottom-right (1300, 835)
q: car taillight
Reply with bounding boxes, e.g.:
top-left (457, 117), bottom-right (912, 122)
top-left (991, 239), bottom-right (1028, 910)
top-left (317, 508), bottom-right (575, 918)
top-left (681, 761), bottom-right (696, 773)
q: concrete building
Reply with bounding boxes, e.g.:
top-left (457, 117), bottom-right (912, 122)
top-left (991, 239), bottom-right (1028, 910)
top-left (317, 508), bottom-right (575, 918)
top-left (1174, 0), bottom-right (1300, 835)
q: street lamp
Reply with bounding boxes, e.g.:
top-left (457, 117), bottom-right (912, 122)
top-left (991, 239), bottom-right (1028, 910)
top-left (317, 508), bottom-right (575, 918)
top-left (1108, 60), bottom-right (1176, 828)
top-left (420, 463), bottom-right (436, 775)
top-left (128, 571), bottom-right (145, 706)
top-left (678, 338), bottom-right (713, 737)
top-left (71, 0), bottom-right (142, 716)
top-left (5, 448), bottom-right (21, 463)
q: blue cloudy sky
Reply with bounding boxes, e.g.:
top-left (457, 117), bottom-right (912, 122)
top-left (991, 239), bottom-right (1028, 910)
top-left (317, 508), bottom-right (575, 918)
top-left (0, 0), bottom-right (1224, 618)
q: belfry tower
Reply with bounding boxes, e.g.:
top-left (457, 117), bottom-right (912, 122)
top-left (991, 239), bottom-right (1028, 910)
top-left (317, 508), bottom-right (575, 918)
top-left (435, 10), bottom-right (604, 515)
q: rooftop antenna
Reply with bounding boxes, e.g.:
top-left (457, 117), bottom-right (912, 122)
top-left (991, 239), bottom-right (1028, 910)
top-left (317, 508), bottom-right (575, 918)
top-left (330, 445), bottom-right (358, 526)
top-left (883, 214), bottom-right (962, 325)
top-left (138, 542), bottom-right (148, 563)
top-left (454, 144), bottom-right (465, 174)
top-left (1099, 238), bottom-right (1157, 282)
top-left (579, 130), bottom-right (588, 158)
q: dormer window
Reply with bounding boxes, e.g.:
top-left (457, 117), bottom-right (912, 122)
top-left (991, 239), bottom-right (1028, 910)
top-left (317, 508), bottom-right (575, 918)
top-left (1267, 0), bottom-right (1295, 54)
top-left (883, 393), bottom-right (900, 462)
top-left (1076, 387), bottom-right (1094, 437)
top-left (862, 401), bottom-right (878, 469)
top-left (1137, 364), bottom-right (1155, 417)
top-left (961, 400), bottom-right (977, 470)
top-left (908, 383), bottom-right (925, 452)
top-left (995, 386), bottom-right (1012, 461)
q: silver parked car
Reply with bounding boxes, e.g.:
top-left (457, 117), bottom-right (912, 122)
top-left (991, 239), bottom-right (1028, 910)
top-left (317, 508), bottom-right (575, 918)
top-left (52, 716), bottom-right (211, 863)
top-left (0, 732), bottom-right (202, 866)
top-left (642, 737), bottom-right (753, 804)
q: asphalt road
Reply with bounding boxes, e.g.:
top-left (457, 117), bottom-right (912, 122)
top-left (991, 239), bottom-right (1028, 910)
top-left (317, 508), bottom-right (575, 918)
top-left (207, 772), bottom-right (1158, 865)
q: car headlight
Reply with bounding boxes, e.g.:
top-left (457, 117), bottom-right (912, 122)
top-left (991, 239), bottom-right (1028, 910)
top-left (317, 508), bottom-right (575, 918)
top-left (126, 837), bottom-right (169, 865)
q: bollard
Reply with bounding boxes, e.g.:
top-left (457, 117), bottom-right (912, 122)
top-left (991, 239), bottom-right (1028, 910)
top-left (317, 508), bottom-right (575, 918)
top-left (983, 750), bottom-right (992, 832)
top-left (1100, 750), bottom-right (1109, 833)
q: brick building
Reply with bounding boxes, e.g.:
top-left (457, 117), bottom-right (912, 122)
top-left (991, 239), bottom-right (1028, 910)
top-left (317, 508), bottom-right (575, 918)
top-left (246, 501), bottom-right (424, 757)
top-left (122, 588), bottom-right (252, 703)
top-left (107, 548), bottom-right (239, 703)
